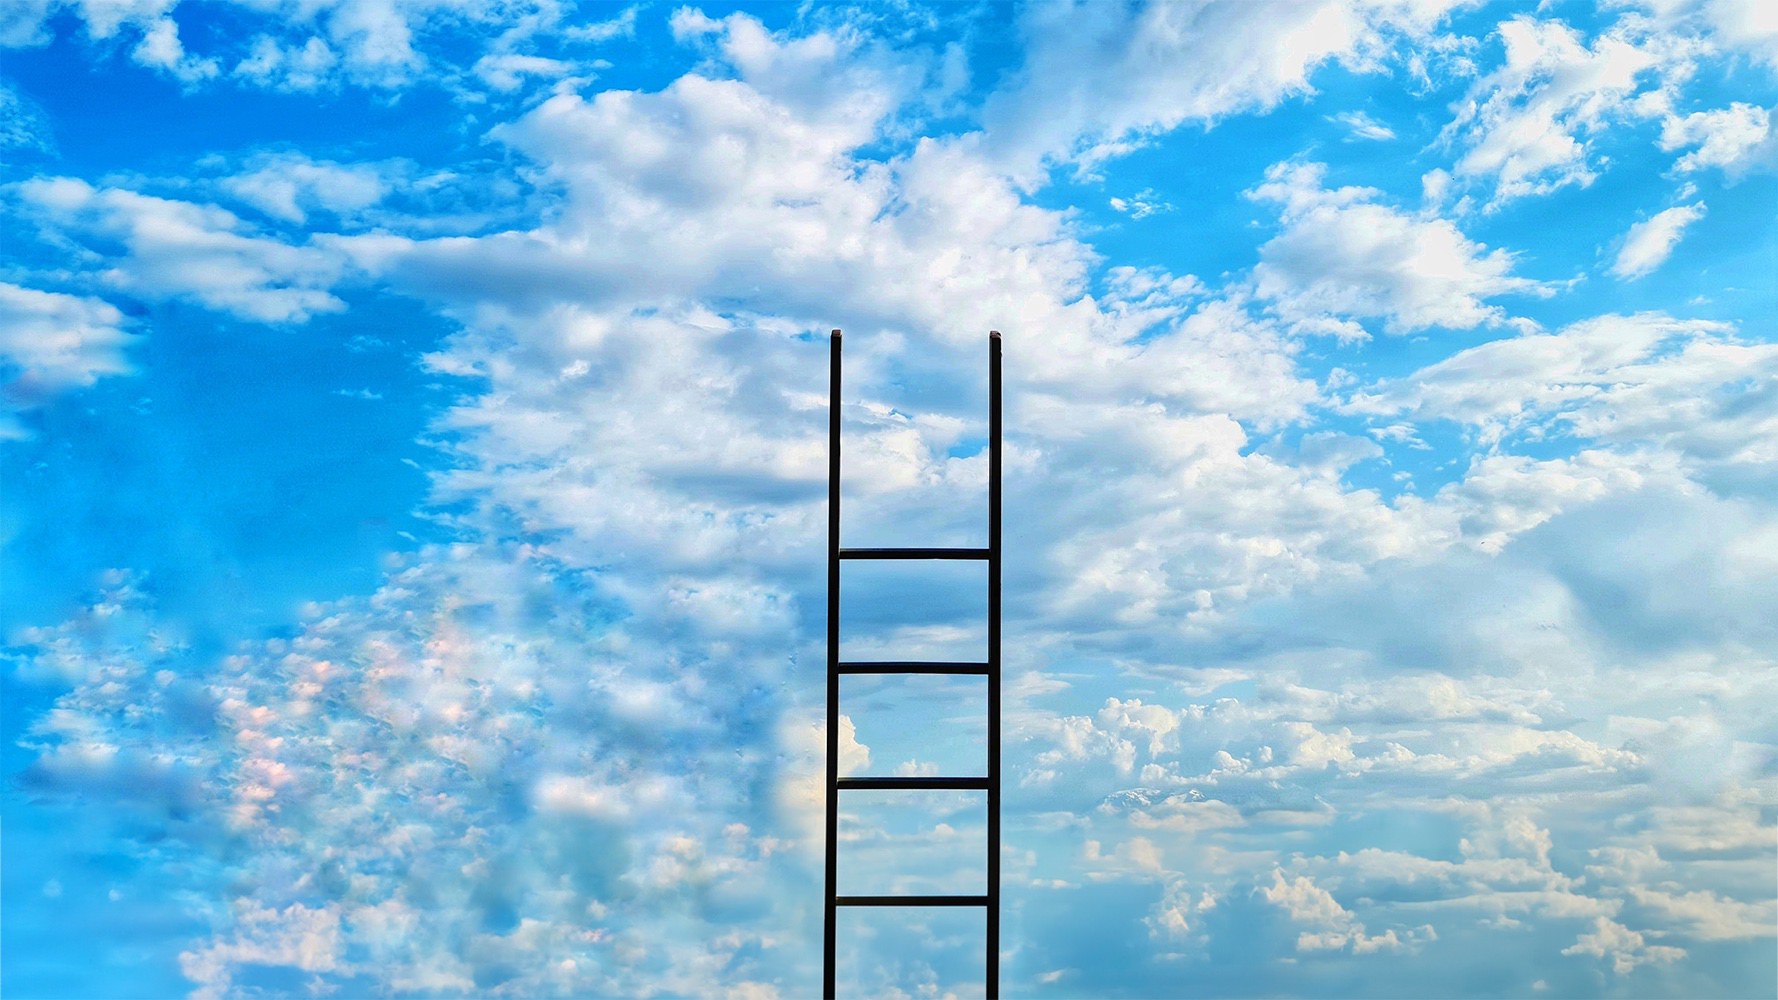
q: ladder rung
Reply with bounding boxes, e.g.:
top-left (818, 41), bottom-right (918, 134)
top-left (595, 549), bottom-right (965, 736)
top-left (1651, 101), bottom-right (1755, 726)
top-left (837, 776), bottom-right (989, 790)
top-left (835, 894), bottom-right (989, 907)
top-left (837, 661), bottom-right (990, 675)
top-left (838, 547), bottom-right (989, 560)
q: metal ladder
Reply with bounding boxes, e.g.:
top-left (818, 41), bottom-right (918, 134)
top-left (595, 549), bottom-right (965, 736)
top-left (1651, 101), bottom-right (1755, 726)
top-left (824, 329), bottom-right (1001, 998)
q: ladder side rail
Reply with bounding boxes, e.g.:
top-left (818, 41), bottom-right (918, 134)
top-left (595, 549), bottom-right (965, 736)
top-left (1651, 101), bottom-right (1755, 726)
top-left (987, 331), bottom-right (1002, 999)
top-left (824, 329), bottom-right (842, 999)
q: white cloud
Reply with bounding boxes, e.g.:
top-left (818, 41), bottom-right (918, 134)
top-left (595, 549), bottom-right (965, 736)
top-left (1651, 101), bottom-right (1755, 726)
top-left (1262, 870), bottom-right (1423, 954)
top-left (472, 52), bottom-right (580, 92)
top-left (0, 281), bottom-right (132, 391)
top-left (1611, 202), bottom-right (1706, 278)
top-left (57, 0), bottom-right (177, 40)
top-left (1659, 102), bottom-right (1774, 175)
top-left (233, 34), bottom-right (340, 92)
top-left (0, 0), bottom-right (55, 47)
top-left (130, 15), bottom-right (219, 83)
top-left (9, 7), bottom-right (1777, 997)
top-left (980, 0), bottom-right (1462, 179)
top-left (1329, 109), bottom-right (1398, 140)
top-left (3, 0), bottom-right (626, 94)
top-left (340, 13), bottom-right (1311, 421)
top-left (1692, 0), bottom-right (1778, 66)
top-left (1442, 15), bottom-right (1700, 204)
top-left (16, 176), bottom-right (348, 321)
top-left (565, 5), bottom-right (637, 43)
top-left (1023, 454), bottom-right (1776, 973)
top-left (1348, 311), bottom-right (1778, 467)
top-left (219, 152), bottom-right (390, 225)
top-left (1249, 161), bottom-right (1550, 336)
top-left (180, 903), bottom-right (345, 1000)
top-left (1108, 188), bottom-right (1174, 219)
top-left (316, 0), bottom-right (425, 85)
top-left (1280, 720), bottom-right (1358, 770)
top-left (1626, 0), bottom-right (1778, 69)
top-left (0, 282), bottom-right (133, 438)
top-left (1145, 880), bottom-right (1217, 944)
top-left (1628, 887), bottom-right (1778, 941)
top-left (17, 553), bottom-right (811, 997)
top-left (156, 27), bottom-right (1465, 987)
top-left (0, 79), bottom-right (53, 152)
top-left (215, 151), bottom-right (519, 236)
top-left (1561, 915), bottom-right (1686, 975)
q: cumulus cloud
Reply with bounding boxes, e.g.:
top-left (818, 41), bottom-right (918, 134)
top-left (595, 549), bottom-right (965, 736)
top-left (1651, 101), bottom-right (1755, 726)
top-left (1010, 449), bottom-right (1776, 980)
top-left (1262, 871), bottom-right (1422, 954)
top-left (180, 903), bottom-right (345, 999)
top-left (1249, 161), bottom-right (1549, 336)
top-left (219, 152), bottom-right (390, 225)
top-left (1441, 15), bottom-right (1700, 204)
top-left (129, 13), bottom-right (220, 84)
top-left (15, 176), bottom-right (348, 322)
top-left (333, 16), bottom-right (934, 322)
top-left (0, 15), bottom-right (1405, 990)
top-left (320, 57), bottom-right (1778, 1000)
top-left (232, 34), bottom-right (340, 91)
top-left (1626, 0), bottom-right (1778, 69)
top-left (0, 282), bottom-right (133, 436)
top-left (8, 5), bottom-right (1777, 997)
top-left (1146, 880), bottom-right (1217, 945)
top-left (339, 12), bottom-right (1310, 418)
top-left (1659, 102), bottom-right (1775, 175)
top-left (1561, 916), bottom-right (1686, 975)
top-left (1611, 202), bottom-right (1707, 278)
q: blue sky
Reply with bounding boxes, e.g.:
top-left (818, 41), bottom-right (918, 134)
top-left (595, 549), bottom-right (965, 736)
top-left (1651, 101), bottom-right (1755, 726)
top-left (3, 1), bottom-right (1776, 996)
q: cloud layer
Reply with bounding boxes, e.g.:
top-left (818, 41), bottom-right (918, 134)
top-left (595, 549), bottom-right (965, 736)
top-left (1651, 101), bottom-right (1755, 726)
top-left (4, 3), bottom-right (1775, 998)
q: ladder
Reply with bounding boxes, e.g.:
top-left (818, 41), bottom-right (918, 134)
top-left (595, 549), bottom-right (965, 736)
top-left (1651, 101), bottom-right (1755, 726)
top-left (823, 329), bottom-right (1001, 998)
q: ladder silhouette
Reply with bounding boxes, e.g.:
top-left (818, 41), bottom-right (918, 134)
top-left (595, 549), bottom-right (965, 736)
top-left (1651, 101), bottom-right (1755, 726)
top-left (824, 329), bottom-right (1001, 998)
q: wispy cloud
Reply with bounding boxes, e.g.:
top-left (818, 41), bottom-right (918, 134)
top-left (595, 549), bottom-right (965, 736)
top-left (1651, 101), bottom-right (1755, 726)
top-left (1328, 110), bottom-right (1397, 141)
top-left (1109, 188), bottom-right (1175, 219)
top-left (1612, 202), bottom-right (1706, 279)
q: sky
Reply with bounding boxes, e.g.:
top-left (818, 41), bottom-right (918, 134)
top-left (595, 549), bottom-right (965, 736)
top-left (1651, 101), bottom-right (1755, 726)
top-left (1, 0), bottom-right (1776, 997)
